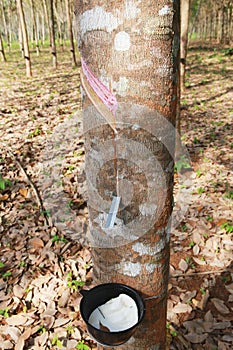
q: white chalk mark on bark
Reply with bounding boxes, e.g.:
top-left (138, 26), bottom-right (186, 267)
top-left (80, 6), bottom-right (122, 36)
top-left (159, 5), bottom-right (171, 16)
top-left (114, 31), bottom-right (131, 51)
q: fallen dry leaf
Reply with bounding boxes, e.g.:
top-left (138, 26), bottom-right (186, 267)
top-left (13, 285), bottom-right (25, 299)
top-left (28, 237), bottom-right (44, 249)
top-left (192, 244), bottom-right (200, 255)
top-left (58, 287), bottom-right (70, 307)
top-left (71, 327), bottom-right (81, 340)
top-left (66, 339), bottom-right (80, 349)
top-left (172, 303), bottom-right (192, 314)
top-left (183, 319), bottom-right (209, 333)
top-left (213, 321), bottom-right (231, 330)
top-left (222, 335), bottom-right (233, 342)
top-left (185, 333), bottom-right (208, 343)
top-left (15, 337), bottom-right (25, 350)
top-left (42, 315), bottom-right (55, 329)
top-left (181, 290), bottom-right (197, 303)
top-left (0, 340), bottom-right (14, 349)
top-left (53, 317), bottom-right (70, 328)
top-left (179, 259), bottom-right (189, 272)
top-left (199, 290), bottom-right (210, 310)
top-left (192, 256), bottom-right (206, 265)
top-left (34, 331), bottom-right (49, 347)
top-left (211, 298), bottom-right (230, 314)
top-left (19, 188), bottom-right (28, 198)
top-left (216, 218), bottom-right (229, 226)
top-left (6, 314), bottom-right (29, 326)
top-left (15, 328), bottom-right (31, 350)
top-left (0, 325), bottom-right (21, 342)
top-left (225, 283), bottom-right (233, 294)
top-left (0, 194), bottom-right (9, 201)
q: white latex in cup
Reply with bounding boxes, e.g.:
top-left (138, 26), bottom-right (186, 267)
top-left (88, 294), bottom-right (138, 332)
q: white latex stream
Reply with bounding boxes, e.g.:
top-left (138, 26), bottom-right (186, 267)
top-left (88, 294), bottom-right (138, 332)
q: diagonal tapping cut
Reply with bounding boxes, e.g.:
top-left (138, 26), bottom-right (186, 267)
top-left (81, 58), bottom-right (121, 225)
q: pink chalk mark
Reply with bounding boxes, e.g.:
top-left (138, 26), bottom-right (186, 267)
top-left (81, 58), bottom-right (118, 115)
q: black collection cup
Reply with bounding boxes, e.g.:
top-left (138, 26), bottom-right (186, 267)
top-left (80, 283), bottom-right (145, 347)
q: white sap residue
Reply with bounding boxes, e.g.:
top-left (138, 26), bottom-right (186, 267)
top-left (114, 31), bottom-right (131, 51)
top-left (88, 294), bottom-right (138, 332)
top-left (159, 5), bottom-right (171, 16)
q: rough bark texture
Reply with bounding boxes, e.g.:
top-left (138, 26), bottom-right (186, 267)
top-left (30, 0), bottom-right (40, 56)
top-left (75, 1), bottom-right (180, 349)
top-left (180, 0), bottom-right (190, 92)
top-left (18, 19), bottom-right (24, 58)
top-left (54, 0), bottom-right (64, 47)
top-left (49, 0), bottom-right (57, 68)
top-left (65, 0), bottom-right (77, 66)
top-left (1, 0), bottom-right (10, 52)
top-left (17, 0), bottom-right (32, 77)
top-left (0, 32), bottom-right (6, 62)
top-left (42, 0), bottom-right (52, 46)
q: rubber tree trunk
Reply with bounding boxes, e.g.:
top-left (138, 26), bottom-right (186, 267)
top-left (17, 0), bottom-right (32, 77)
top-left (75, 1), bottom-right (180, 349)
top-left (65, 0), bottom-right (77, 66)
top-left (7, 5), bottom-right (12, 49)
top-left (30, 0), bottom-right (40, 56)
top-left (49, 0), bottom-right (57, 68)
top-left (180, 0), bottom-right (190, 93)
top-left (18, 18), bottom-right (24, 58)
top-left (54, 0), bottom-right (64, 48)
top-left (189, 0), bottom-right (202, 40)
top-left (40, 10), bottom-right (46, 45)
top-left (1, 0), bottom-right (10, 52)
top-left (42, 0), bottom-right (52, 45)
top-left (0, 31), bottom-right (6, 62)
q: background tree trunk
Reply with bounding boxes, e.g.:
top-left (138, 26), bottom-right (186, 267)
top-left (0, 31), bottom-right (6, 62)
top-left (18, 18), bottom-right (24, 58)
top-left (7, 4), bottom-right (12, 49)
top-left (54, 0), bottom-right (64, 48)
top-left (180, 0), bottom-right (190, 92)
top-left (40, 9), bottom-right (46, 45)
top-left (189, 0), bottom-right (202, 40)
top-left (75, 1), bottom-right (180, 349)
top-left (30, 0), bottom-right (40, 56)
top-left (1, 0), bottom-right (10, 52)
top-left (65, 0), bottom-right (77, 66)
top-left (17, 0), bottom-right (32, 77)
top-left (42, 0), bottom-right (52, 45)
top-left (230, 2), bottom-right (233, 43)
top-left (49, 0), bottom-right (57, 68)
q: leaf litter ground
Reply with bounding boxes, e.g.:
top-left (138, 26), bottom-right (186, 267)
top-left (0, 44), bottom-right (232, 349)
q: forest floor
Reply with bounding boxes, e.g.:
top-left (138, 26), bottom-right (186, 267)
top-left (0, 43), bottom-right (232, 350)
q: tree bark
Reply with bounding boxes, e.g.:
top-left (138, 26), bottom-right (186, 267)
top-left (54, 0), bottom-right (64, 48)
top-left (7, 4), bottom-right (12, 50)
top-left (189, 0), bottom-right (202, 40)
top-left (229, 2), bottom-right (233, 43)
top-left (1, 0), bottom-right (10, 52)
top-left (18, 17), bottom-right (24, 58)
top-left (180, 0), bottom-right (190, 92)
top-left (75, 0), bottom-right (180, 349)
top-left (49, 0), bottom-right (57, 68)
top-left (0, 31), bottom-right (6, 62)
top-left (42, 0), bottom-right (52, 45)
top-left (17, 0), bottom-right (32, 77)
top-left (65, 0), bottom-right (77, 66)
top-left (30, 0), bottom-right (40, 56)
top-left (40, 9), bottom-right (46, 45)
